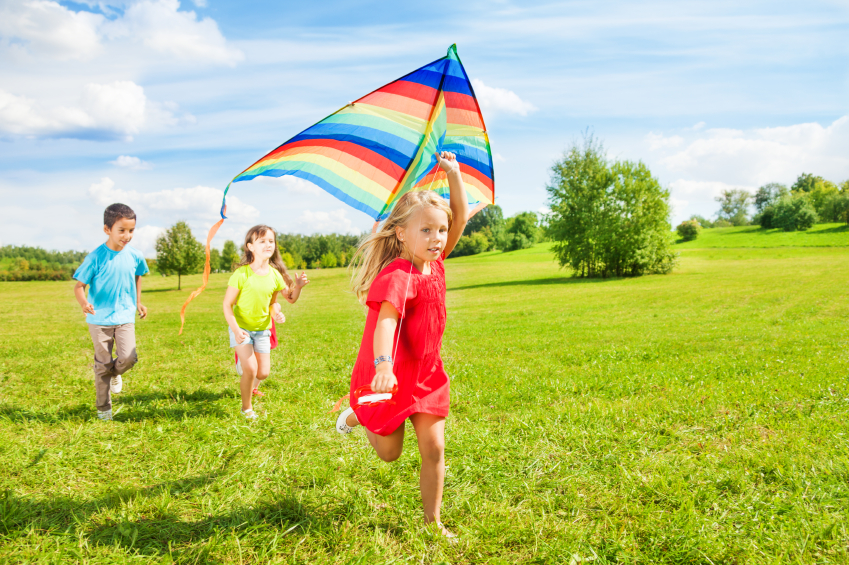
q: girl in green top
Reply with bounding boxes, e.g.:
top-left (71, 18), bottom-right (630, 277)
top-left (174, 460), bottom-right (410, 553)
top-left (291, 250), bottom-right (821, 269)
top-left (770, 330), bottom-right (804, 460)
top-left (223, 224), bottom-right (310, 419)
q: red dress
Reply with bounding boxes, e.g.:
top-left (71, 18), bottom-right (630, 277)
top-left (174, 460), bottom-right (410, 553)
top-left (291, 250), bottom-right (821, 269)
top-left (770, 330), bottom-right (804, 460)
top-left (350, 255), bottom-right (449, 436)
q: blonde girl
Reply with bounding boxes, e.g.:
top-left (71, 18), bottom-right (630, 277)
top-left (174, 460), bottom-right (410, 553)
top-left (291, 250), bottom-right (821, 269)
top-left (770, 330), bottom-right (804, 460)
top-left (223, 225), bottom-right (309, 419)
top-left (335, 151), bottom-right (468, 538)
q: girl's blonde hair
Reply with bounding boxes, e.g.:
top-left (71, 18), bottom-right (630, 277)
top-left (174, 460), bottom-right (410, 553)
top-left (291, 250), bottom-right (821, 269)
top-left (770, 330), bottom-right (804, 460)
top-left (238, 225), bottom-right (295, 295)
top-left (350, 191), bottom-right (453, 304)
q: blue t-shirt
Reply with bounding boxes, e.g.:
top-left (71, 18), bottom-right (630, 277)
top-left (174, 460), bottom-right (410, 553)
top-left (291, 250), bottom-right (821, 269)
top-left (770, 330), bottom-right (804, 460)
top-left (73, 244), bottom-right (149, 326)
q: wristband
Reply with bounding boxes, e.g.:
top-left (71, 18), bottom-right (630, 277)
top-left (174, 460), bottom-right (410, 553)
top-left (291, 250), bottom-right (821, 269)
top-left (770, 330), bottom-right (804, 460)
top-left (374, 355), bottom-right (393, 367)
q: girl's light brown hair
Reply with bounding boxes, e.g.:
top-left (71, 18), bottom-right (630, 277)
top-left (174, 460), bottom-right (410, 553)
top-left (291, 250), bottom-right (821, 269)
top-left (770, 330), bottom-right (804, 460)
top-left (349, 191), bottom-right (452, 305)
top-left (238, 225), bottom-right (294, 295)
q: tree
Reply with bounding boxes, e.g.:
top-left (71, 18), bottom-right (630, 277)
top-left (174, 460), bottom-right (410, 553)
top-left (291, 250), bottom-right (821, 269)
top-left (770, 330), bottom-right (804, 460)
top-left (209, 248), bottom-right (222, 273)
top-left (505, 212), bottom-right (539, 243)
top-left (319, 252), bottom-right (337, 268)
top-left (791, 173), bottom-right (820, 194)
top-left (754, 183), bottom-right (789, 214)
top-left (221, 240), bottom-right (239, 271)
top-left (155, 221), bottom-right (204, 290)
top-left (772, 195), bottom-right (818, 231)
top-left (714, 189), bottom-right (752, 226)
top-left (546, 136), bottom-right (676, 278)
top-left (464, 204), bottom-right (504, 239)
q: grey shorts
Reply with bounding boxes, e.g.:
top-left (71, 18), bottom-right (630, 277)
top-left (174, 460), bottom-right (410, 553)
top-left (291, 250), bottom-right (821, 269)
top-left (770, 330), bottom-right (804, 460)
top-left (228, 327), bottom-right (272, 354)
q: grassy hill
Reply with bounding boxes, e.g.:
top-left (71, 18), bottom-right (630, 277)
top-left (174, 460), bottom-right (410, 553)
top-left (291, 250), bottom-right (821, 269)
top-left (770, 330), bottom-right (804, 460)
top-left (0, 244), bottom-right (847, 563)
top-left (674, 222), bottom-right (849, 248)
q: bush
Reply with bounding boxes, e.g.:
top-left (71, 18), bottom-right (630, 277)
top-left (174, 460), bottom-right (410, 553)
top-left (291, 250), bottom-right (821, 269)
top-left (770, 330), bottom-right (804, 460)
top-left (452, 232), bottom-right (490, 257)
top-left (755, 206), bottom-right (776, 229)
top-left (676, 220), bottom-right (701, 241)
top-left (819, 193), bottom-right (849, 223)
top-left (772, 196), bottom-right (817, 231)
top-left (714, 219), bottom-right (733, 228)
top-left (689, 215), bottom-right (713, 229)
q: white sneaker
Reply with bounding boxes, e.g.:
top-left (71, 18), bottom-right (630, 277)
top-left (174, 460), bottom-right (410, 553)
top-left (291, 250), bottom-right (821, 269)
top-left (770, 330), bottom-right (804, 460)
top-left (97, 409), bottom-right (113, 421)
top-left (235, 359), bottom-right (243, 376)
top-left (336, 407), bottom-right (357, 434)
top-left (110, 375), bottom-right (122, 394)
top-left (242, 408), bottom-right (258, 420)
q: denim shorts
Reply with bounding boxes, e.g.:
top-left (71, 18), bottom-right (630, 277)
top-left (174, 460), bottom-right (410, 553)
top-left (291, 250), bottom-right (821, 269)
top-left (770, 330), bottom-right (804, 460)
top-left (228, 327), bottom-right (272, 354)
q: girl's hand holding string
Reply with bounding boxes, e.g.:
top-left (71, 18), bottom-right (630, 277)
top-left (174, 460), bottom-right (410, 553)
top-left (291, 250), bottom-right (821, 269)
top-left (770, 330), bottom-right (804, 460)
top-left (371, 362), bottom-right (398, 394)
top-left (435, 151), bottom-right (460, 175)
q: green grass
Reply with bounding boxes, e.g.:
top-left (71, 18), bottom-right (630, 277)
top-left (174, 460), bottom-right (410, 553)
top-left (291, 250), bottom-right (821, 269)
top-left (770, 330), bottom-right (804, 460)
top-left (674, 223), bottom-right (849, 248)
top-left (1, 244), bottom-right (848, 563)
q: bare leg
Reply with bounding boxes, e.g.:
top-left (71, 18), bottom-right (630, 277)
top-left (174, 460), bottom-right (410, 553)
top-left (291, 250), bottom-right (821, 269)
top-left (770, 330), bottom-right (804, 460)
top-left (235, 343), bottom-right (257, 411)
top-left (410, 413), bottom-right (447, 528)
top-left (365, 422), bottom-right (405, 462)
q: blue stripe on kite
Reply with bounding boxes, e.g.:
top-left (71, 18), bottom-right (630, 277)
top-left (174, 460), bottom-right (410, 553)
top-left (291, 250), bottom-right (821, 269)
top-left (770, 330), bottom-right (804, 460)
top-left (442, 76), bottom-right (474, 97)
top-left (400, 69), bottom-right (444, 90)
top-left (443, 60), bottom-right (467, 79)
top-left (288, 123), bottom-right (419, 168)
top-left (443, 142), bottom-right (493, 176)
top-left (235, 169), bottom-right (382, 219)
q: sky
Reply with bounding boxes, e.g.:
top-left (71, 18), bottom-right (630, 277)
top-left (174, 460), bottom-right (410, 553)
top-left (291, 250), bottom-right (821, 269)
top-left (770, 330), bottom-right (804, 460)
top-left (1, 0), bottom-right (847, 255)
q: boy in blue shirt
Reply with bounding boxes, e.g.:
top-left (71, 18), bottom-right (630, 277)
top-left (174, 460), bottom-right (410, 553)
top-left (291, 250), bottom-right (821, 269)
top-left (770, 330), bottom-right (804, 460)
top-left (74, 203), bottom-right (149, 421)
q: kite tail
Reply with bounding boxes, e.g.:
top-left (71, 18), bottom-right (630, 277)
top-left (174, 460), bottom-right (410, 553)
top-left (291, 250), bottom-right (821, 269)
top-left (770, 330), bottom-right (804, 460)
top-left (178, 204), bottom-right (227, 335)
top-left (330, 393), bottom-right (350, 413)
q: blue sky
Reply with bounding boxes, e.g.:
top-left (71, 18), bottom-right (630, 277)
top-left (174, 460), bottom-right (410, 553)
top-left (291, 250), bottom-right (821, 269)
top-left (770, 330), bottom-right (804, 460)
top-left (1, 0), bottom-right (847, 255)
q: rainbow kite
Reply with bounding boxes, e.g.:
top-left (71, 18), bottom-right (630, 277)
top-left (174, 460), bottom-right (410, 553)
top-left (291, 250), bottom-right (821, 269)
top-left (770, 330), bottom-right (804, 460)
top-left (223, 43), bottom-right (493, 224)
top-left (180, 44), bottom-right (494, 332)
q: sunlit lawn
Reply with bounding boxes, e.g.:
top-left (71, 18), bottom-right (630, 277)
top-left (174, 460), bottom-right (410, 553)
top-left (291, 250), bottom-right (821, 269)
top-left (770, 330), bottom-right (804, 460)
top-left (0, 239), bottom-right (847, 563)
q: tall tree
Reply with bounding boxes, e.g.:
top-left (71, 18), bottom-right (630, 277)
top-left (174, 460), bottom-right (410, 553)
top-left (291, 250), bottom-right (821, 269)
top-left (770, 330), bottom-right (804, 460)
top-left (754, 183), bottom-right (789, 213)
top-left (464, 204), bottom-right (504, 238)
top-left (547, 136), bottom-right (675, 278)
top-left (221, 240), bottom-right (239, 271)
top-left (714, 189), bottom-right (752, 226)
top-left (155, 221), bottom-right (204, 290)
top-left (791, 173), bottom-right (821, 193)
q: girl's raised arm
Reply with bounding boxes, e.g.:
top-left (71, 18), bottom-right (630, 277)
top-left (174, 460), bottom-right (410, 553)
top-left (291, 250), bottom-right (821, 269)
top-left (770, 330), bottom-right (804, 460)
top-left (436, 151), bottom-right (469, 258)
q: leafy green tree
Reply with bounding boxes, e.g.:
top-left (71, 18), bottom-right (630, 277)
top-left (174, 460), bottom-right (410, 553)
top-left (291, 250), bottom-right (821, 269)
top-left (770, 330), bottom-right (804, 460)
top-left (546, 136), bottom-right (676, 278)
top-left (772, 195), bottom-right (818, 231)
top-left (754, 183), bottom-right (789, 214)
top-left (820, 192), bottom-right (849, 224)
top-left (714, 189), bottom-right (752, 226)
top-left (503, 212), bottom-right (539, 245)
top-left (209, 248), bottom-right (222, 273)
top-left (155, 221), bottom-right (204, 290)
top-left (319, 252), bottom-right (338, 268)
top-left (464, 204), bottom-right (504, 240)
top-left (791, 173), bottom-right (820, 194)
top-left (221, 240), bottom-right (239, 272)
top-left (452, 232), bottom-right (490, 257)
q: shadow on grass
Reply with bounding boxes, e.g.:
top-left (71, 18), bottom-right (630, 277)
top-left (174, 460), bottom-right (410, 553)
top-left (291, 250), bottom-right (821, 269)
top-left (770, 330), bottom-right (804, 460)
top-left (448, 275), bottom-right (613, 292)
top-left (0, 475), bottom-right (344, 563)
top-left (0, 389), bottom-right (234, 424)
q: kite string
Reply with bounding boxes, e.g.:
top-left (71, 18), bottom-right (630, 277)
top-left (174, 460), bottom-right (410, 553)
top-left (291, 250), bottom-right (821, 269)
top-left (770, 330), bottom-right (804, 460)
top-left (391, 164), bottom-right (441, 361)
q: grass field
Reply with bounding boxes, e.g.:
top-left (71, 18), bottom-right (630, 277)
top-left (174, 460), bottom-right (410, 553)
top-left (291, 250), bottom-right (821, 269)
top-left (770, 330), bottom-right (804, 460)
top-left (674, 223), bottom-right (849, 248)
top-left (1, 237), bottom-right (848, 563)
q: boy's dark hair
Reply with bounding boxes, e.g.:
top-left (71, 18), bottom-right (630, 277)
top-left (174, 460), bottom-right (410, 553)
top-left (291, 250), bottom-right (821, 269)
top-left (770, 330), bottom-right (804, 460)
top-left (104, 203), bottom-right (136, 228)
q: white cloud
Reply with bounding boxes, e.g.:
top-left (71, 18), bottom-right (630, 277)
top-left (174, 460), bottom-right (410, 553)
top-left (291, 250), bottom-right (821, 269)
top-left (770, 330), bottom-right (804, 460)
top-left (89, 177), bottom-right (260, 223)
top-left (252, 175), bottom-right (323, 195)
top-left (692, 121), bottom-right (706, 131)
top-left (668, 179), bottom-right (750, 198)
top-left (130, 224), bottom-right (165, 256)
top-left (300, 209), bottom-right (362, 235)
top-left (493, 152), bottom-right (506, 162)
top-left (471, 79), bottom-right (537, 117)
top-left (107, 0), bottom-right (243, 66)
top-left (646, 132), bottom-right (684, 151)
top-left (110, 155), bottom-right (152, 170)
top-left (655, 116), bottom-right (849, 187)
top-left (0, 81), bottom-right (190, 139)
top-left (1, 0), bottom-right (242, 66)
top-left (0, 0), bottom-right (104, 61)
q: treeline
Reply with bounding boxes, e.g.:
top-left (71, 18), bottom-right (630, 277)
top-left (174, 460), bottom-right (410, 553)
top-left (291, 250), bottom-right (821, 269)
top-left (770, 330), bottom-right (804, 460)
top-left (452, 206), bottom-right (543, 257)
top-left (678, 174), bottom-right (849, 239)
top-left (0, 245), bottom-right (87, 281)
